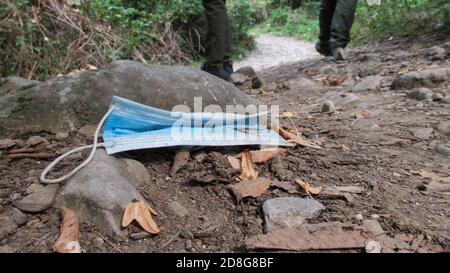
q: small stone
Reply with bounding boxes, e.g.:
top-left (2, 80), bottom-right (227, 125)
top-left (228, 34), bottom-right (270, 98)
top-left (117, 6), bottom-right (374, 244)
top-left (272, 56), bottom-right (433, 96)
top-left (26, 136), bottom-right (49, 147)
top-left (55, 132), bottom-right (69, 141)
top-left (355, 214), bottom-right (364, 221)
top-left (192, 151), bottom-right (208, 163)
top-left (262, 197), bottom-right (325, 233)
top-left (442, 95), bottom-right (450, 104)
top-left (366, 241), bottom-right (382, 253)
top-left (0, 215), bottom-right (17, 241)
top-left (407, 88), bottom-right (434, 101)
top-left (78, 125), bottom-right (98, 139)
top-left (168, 201), bottom-right (189, 218)
top-left (229, 73), bottom-right (247, 85)
top-left (426, 46), bottom-right (446, 57)
top-left (185, 239), bottom-right (193, 251)
top-left (371, 214), bottom-right (380, 220)
top-left (352, 75), bottom-right (383, 92)
top-left (235, 66), bottom-right (257, 78)
top-left (409, 127), bottom-right (433, 140)
top-left (432, 93), bottom-right (443, 101)
top-left (26, 183), bottom-right (44, 195)
top-left (436, 121), bottom-right (450, 137)
top-left (10, 208), bottom-right (27, 226)
top-left (16, 184), bottom-right (60, 213)
top-left (322, 100), bottom-right (336, 113)
top-left (252, 78), bottom-right (263, 89)
top-left (363, 219), bottom-right (385, 237)
top-left (93, 237), bottom-right (104, 248)
top-left (435, 144), bottom-right (450, 157)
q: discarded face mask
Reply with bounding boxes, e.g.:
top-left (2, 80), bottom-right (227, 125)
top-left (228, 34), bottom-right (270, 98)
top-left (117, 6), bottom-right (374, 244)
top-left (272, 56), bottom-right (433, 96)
top-left (41, 96), bottom-right (290, 184)
top-left (103, 96), bottom-right (291, 154)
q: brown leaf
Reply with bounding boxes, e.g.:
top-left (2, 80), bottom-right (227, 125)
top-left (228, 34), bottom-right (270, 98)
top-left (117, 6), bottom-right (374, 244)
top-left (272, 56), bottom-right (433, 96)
top-left (419, 170), bottom-right (450, 184)
top-left (245, 222), bottom-right (369, 251)
top-left (239, 151), bottom-right (259, 181)
top-left (0, 139), bottom-right (17, 150)
top-left (249, 148), bottom-right (286, 164)
top-left (277, 127), bottom-right (322, 149)
top-left (227, 156), bottom-right (241, 170)
top-left (323, 75), bottom-right (348, 86)
top-left (281, 111), bottom-right (294, 118)
top-left (122, 200), bottom-right (160, 234)
top-left (229, 178), bottom-right (272, 202)
top-left (170, 149), bottom-right (190, 177)
top-left (53, 207), bottom-right (80, 253)
top-left (296, 179), bottom-right (322, 197)
top-left (353, 110), bottom-right (370, 119)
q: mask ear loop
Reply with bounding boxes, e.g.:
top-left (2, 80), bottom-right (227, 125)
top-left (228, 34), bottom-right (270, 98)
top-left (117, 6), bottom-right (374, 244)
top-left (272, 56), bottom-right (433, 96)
top-left (40, 105), bottom-right (116, 184)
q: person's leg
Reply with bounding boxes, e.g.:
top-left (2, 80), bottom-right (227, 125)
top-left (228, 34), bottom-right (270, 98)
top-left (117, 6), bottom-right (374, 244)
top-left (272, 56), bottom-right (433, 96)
top-left (203, 0), bottom-right (227, 66)
top-left (223, 0), bottom-right (234, 74)
top-left (329, 0), bottom-right (358, 49)
top-left (318, 0), bottom-right (337, 50)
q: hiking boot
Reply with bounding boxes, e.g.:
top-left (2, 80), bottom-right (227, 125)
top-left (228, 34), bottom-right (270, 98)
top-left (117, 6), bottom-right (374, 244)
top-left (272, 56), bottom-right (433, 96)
top-left (332, 47), bottom-right (348, 61)
top-left (201, 63), bottom-right (231, 81)
top-left (223, 61), bottom-right (234, 75)
top-left (315, 43), bottom-right (332, 57)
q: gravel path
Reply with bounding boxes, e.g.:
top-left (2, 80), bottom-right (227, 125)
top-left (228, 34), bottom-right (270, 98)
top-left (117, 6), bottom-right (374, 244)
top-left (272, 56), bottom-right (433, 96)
top-left (235, 34), bottom-right (320, 71)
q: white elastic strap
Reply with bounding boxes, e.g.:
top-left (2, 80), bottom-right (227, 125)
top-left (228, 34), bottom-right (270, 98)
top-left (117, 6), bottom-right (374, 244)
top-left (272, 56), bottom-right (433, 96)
top-left (40, 106), bottom-right (115, 184)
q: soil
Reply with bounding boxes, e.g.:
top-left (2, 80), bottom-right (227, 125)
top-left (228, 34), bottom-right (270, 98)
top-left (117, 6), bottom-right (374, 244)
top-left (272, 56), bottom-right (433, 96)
top-left (0, 33), bottom-right (449, 253)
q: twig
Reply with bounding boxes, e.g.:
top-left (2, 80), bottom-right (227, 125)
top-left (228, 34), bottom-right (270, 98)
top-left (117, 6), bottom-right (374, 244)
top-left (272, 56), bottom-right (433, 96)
top-left (7, 148), bottom-right (36, 154)
top-left (7, 153), bottom-right (57, 160)
top-left (160, 230), bottom-right (181, 250)
top-left (95, 231), bottom-right (123, 253)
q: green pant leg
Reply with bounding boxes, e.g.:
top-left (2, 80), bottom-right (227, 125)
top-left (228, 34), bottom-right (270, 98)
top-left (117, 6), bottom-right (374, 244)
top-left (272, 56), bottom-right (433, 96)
top-left (329, 0), bottom-right (358, 49)
top-left (203, 0), bottom-right (230, 66)
top-left (318, 0), bottom-right (337, 47)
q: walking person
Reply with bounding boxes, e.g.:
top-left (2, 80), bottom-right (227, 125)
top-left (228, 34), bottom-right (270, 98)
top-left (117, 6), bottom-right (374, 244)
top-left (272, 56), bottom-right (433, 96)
top-left (315, 0), bottom-right (359, 61)
top-left (202, 0), bottom-right (234, 81)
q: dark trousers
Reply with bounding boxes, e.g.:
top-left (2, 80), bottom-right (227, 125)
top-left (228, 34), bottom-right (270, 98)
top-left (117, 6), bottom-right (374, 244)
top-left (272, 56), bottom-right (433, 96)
top-left (319, 0), bottom-right (358, 49)
top-left (203, 0), bottom-right (232, 67)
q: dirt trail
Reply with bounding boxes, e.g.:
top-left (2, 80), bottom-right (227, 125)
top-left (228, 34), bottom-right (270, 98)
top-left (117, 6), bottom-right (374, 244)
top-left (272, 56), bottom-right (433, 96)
top-left (1, 34), bottom-right (449, 253)
top-left (235, 34), bottom-right (319, 71)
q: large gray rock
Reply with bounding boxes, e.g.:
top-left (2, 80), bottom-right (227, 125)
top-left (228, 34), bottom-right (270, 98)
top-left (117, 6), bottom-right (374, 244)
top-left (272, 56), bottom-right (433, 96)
top-left (0, 76), bottom-right (40, 96)
top-left (55, 149), bottom-right (149, 237)
top-left (16, 184), bottom-right (60, 213)
top-left (0, 61), bottom-right (256, 133)
top-left (262, 197), bottom-right (325, 233)
top-left (391, 67), bottom-right (450, 90)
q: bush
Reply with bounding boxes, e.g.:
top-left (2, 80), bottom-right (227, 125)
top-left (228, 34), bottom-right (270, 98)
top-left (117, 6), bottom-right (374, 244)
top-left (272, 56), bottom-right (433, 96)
top-left (0, 0), bottom-right (257, 80)
top-left (352, 0), bottom-right (450, 43)
top-left (257, 1), bottom-right (319, 42)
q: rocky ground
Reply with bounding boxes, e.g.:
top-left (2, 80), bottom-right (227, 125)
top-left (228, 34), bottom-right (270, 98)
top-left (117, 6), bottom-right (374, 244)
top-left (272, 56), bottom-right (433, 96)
top-left (0, 34), bottom-right (449, 253)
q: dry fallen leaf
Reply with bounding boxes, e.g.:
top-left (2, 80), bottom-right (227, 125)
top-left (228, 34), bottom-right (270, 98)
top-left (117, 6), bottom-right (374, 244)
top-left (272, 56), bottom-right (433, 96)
top-left (227, 156), bottom-right (241, 170)
top-left (277, 127), bottom-right (322, 150)
top-left (53, 207), bottom-right (81, 253)
top-left (296, 179), bottom-right (322, 197)
top-left (170, 149), bottom-right (190, 177)
top-left (281, 111), bottom-right (294, 118)
top-left (229, 178), bottom-right (272, 202)
top-left (122, 200), bottom-right (160, 234)
top-left (245, 148), bottom-right (286, 164)
top-left (353, 110), bottom-right (370, 119)
top-left (85, 64), bottom-right (98, 70)
top-left (239, 151), bottom-right (259, 181)
top-left (419, 170), bottom-right (450, 184)
top-left (322, 75), bottom-right (348, 86)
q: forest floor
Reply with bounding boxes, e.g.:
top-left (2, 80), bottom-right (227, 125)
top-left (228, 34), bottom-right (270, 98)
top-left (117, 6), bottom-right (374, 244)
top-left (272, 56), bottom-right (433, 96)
top-left (1, 34), bottom-right (449, 253)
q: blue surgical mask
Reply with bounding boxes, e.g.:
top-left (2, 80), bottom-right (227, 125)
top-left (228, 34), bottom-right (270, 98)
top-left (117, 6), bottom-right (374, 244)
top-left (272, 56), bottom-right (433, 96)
top-left (103, 96), bottom-right (292, 154)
